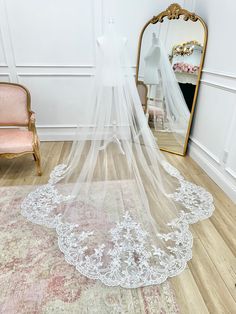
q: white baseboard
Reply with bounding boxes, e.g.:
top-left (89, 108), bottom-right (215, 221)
top-left (37, 124), bottom-right (131, 141)
top-left (37, 125), bottom-right (77, 141)
top-left (188, 138), bottom-right (236, 203)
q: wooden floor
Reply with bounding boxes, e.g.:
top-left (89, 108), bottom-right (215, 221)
top-left (0, 142), bottom-right (235, 313)
top-left (152, 128), bottom-right (185, 154)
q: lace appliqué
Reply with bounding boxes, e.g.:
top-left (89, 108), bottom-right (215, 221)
top-left (21, 162), bottom-right (214, 288)
top-left (21, 164), bottom-right (73, 228)
top-left (162, 160), bottom-right (214, 223)
top-left (57, 211), bottom-right (193, 288)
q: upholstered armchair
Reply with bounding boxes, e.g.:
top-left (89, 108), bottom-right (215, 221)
top-left (0, 82), bottom-right (42, 175)
top-left (137, 81), bottom-right (165, 129)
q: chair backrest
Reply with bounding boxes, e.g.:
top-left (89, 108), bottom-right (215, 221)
top-left (0, 83), bottom-right (30, 126)
top-left (137, 81), bottom-right (148, 113)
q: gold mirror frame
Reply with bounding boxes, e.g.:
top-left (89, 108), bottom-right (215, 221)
top-left (135, 3), bottom-right (208, 156)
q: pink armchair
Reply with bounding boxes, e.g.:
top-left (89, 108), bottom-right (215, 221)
top-left (0, 82), bottom-right (42, 175)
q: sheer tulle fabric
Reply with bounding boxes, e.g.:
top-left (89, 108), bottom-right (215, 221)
top-left (21, 25), bottom-right (214, 288)
top-left (145, 36), bottom-right (190, 146)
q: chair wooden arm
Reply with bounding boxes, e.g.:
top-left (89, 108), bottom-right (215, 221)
top-left (29, 111), bottom-right (36, 132)
top-left (28, 110), bottom-right (42, 175)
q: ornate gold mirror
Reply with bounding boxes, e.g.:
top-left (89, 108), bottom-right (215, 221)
top-left (136, 3), bottom-right (207, 155)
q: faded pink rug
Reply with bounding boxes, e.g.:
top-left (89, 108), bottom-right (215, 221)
top-left (0, 186), bottom-right (179, 314)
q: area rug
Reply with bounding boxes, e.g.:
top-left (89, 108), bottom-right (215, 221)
top-left (0, 186), bottom-right (179, 314)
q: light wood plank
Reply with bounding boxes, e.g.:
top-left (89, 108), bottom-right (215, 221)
top-left (189, 239), bottom-right (236, 313)
top-left (171, 269), bottom-right (209, 314)
top-left (193, 220), bottom-right (236, 301)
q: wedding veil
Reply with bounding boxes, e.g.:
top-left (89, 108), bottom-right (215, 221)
top-left (157, 35), bottom-right (190, 135)
top-left (144, 33), bottom-right (190, 146)
top-left (21, 22), bottom-right (214, 288)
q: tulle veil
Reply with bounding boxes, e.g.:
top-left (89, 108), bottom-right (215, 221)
top-left (21, 22), bottom-right (214, 288)
top-left (144, 33), bottom-right (190, 147)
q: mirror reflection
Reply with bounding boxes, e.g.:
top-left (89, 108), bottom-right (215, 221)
top-left (137, 15), bottom-right (205, 155)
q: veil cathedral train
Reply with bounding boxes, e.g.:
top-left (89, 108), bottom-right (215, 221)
top-left (21, 21), bottom-right (214, 289)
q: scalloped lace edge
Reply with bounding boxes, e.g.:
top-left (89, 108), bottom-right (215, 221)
top-left (21, 161), bottom-right (214, 288)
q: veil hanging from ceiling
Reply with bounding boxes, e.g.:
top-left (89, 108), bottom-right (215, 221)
top-left (144, 33), bottom-right (190, 146)
top-left (21, 22), bottom-right (214, 288)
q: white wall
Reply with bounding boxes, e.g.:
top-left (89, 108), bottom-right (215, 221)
top-left (188, 0), bottom-right (236, 202)
top-left (0, 0), bottom-right (235, 202)
top-left (0, 0), bottom-right (176, 140)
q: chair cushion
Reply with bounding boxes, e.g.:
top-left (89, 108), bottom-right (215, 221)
top-left (148, 105), bottom-right (164, 116)
top-left (0, 129), bottom-right (34, 154)
top-left (0, 84), bottom-right (29, 125)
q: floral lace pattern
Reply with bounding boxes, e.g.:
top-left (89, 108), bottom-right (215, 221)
top-left (21, 162), bottom-right (214, 288)
top-left (1, 185), bottom-right (180, 313)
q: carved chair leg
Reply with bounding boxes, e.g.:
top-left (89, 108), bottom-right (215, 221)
top-left (33, 150), bottom-right (42, 176)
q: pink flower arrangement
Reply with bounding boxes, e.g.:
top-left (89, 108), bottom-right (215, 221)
top-left (173, 62), bottom-right (199, 74)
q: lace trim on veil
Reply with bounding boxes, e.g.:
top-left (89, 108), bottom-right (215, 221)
top-left (21, 161), bottom-right (214, 288)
